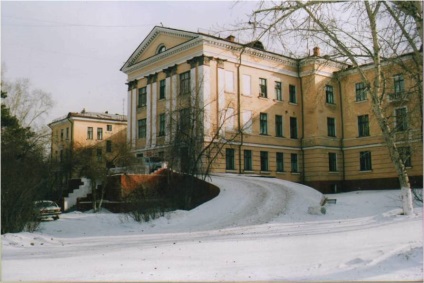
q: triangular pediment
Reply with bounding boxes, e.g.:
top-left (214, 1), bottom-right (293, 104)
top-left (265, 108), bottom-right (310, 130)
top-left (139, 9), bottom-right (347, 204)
top-left (121, 26), bottom-right (199, 73)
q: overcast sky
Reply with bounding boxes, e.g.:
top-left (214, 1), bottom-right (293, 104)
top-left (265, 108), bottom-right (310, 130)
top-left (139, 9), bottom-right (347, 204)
top-left (2, 1), bottom-right (258, 123)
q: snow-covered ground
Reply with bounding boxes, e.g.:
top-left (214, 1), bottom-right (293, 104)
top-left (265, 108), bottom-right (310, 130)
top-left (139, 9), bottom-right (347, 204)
top-left (2, 174), bottom-right (423, 281)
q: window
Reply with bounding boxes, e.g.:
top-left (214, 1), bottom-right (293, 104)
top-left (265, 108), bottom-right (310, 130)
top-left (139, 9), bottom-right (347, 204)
top-left (97, 148), bottom-right (102, 162)
top-left (290, 117), bottom-right (298, 139)
top-left (260, 151), bottom-right (269, 171)
top-left (259, 78), bottom-right (267, 98)
top-left (159, 79), bottom-right (166, 100)
top-left (138, 119), bottom-right (146, 138)
top-left (399, 147), bottom-right (412, 167)
top-left (226, 148), bottom-right (235, 170)
top-left (106, 140), bottom-right (112, 153)
top-left (325, 85), bottom-right (334, 104)
top-left (276, 152), bottom-right (284, 172)
top-left (87, 127), bottom-right (93, 140)
top-left (360, 151), bottom-right (372, 171)
top-left (355, 82), bottom-right (366, 101)
top-left (179, 108), bottom-right (191, 132)
top-left (291, 153), bottom-right (298, 173)
top-left (138, 87), bottom-right (147, 107)
top-left (242, 74), bottom-right (251, 96)
top-left (393, 74), bottom-right (404, 97)
top-left (66, 128), bottom-right (69, 140)
top-left (159, 113), bottom-right (166, 136)
top-left (395, 107), bottom-right (408, 131)
top-left (289, 85), bottom-right (297, 103)
top-left (225, 71), bottom-right (234, 92)
top-left (242, 110), bottom-right (253, 133)
top-left (157, 44), bottom-right (166, 54)
top-left (107, 125), bottom-right (112, 131)
top-left (60, 129), bottom-right (64, 141)
top-left (244, 150), bottom-right (252, 171)
top-left (180, 71), bottom-right (191, 95)
top-left (260, 113), bottom-right (268, 135)
top-left (275, 115), bottom-right (283, 137)
top-left (97, 128), bottom-right (103, 140)
top-left (327, 117), bottom-right (336, 137)
top-left (275, 81), bottom-right (282, 101)
top-left (358, 115), bottom-right (370, 137)
top-left (329, 152), bottom-right (337, 172)
top-left (225, 108), bottom-right (235, 131)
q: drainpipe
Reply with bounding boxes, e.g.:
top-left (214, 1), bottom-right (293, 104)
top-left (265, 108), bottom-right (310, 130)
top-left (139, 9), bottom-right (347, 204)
top-left (336, 75), bottom-right (346, 190)
top-left (236, 47), bottom-right (247, 174)
top-left (298, 61), bottom-right (306, 184)
top-left (236, 58), bottom-right (242, 174)
top-left (67, 115), bottom-right (74, 180)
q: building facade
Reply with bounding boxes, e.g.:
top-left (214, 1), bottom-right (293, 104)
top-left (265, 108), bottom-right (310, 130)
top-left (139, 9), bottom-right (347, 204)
top-left (49, 110), bottom-right (127, 181)
top-left (120, 26), bottom-right (422, 193)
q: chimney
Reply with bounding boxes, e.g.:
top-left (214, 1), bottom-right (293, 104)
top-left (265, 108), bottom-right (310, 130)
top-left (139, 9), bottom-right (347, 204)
top-left (226, 35), bottom-right (235, 42)
top-left (313, 47), bottom-right (320, 57)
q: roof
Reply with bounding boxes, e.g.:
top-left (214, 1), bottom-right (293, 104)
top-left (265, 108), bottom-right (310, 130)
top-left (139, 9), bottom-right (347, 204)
top-left (49, 110), bottom-right (127, 126)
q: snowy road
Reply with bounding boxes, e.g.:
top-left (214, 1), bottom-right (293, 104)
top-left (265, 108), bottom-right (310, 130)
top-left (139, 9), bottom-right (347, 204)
top-left (2, 174), bottom-right (422, 281)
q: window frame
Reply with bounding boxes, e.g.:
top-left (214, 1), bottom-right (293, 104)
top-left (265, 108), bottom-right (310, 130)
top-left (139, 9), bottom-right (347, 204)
top-left (259, 78), bottom-right (267, 98)
top-left (290, 117), bottom-right (298, 139)
top-left (358, 115), bottom-right (370, 137)
top-left (291, 153), bottom-right (298, 173)
top-left (328, 152), bottom-right (337, 172)
top-left (87, 127), bottom-right (93, 140)
top-left (355, 82), bottom-right (367, 101)
top-left (138, 119), bottom-right (146, 139)
top-left (360, 151), bottom-right (372, 171)
top-left (260, 151), bottom-right (269, 171)
top-left (226, 148), bottom-right (235, 170)
top-left (106, 140), bottom-right (112, 153)
top-left (159, 113), bottom-right (166, 136)
top-left (327, 117), bottom-right (336, 137)
top-left (159, 79), bottom-right (166, 100)
top-left (325, 85), bottom-right (335, 104)
top-left (275, 115), bottom-right (283, 137)
top-left (138, 87), bottom-right (147, 107)
top-left (179, 71), bottom-right (191, 96)
top-left (259, 113), bottom-right (268, 135)
top-left (276, 152), bottom-right (284, 172)
top-left (275, 81), bottom-right (282, 101)
top-left (244, 150), bottom-right (252, 171)
top-left (395, 107), bottom-right (408, 132)
top-left (289, 84), bottom-right (297, 103)
top-left (97, 127), bottom-right (103, 140)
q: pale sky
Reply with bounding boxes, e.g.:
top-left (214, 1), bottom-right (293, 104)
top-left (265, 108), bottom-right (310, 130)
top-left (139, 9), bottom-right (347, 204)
top-left (2, 1), bottom-right (258, 123)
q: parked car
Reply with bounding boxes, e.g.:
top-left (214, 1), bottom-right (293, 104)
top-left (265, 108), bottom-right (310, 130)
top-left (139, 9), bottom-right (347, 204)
top-left (34, 200), bottom-right (61, 221)
top-left (144, 157), bottom-right (166, 173)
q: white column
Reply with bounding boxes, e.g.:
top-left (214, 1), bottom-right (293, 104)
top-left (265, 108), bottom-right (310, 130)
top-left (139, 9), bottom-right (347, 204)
top-left (131, 88), bottom-right (137, 148)
top-left (199, 65), bottom-right (211, 137)
top-left (218, 67), bottom-right (225, 135)
top-left (165, 77), bottom-right (171, 143)
top-left (146, 85), bottom-right (151, 148)
top-left (127, 89), bottom-right (132, 144)
top-left (151, 82), bottom-right (157, 147)
top-left (171, 74), bottom-right (178, 140)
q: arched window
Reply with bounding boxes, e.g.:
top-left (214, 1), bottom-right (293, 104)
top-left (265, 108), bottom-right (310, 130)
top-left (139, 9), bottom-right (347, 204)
top-left (157, 44), bottom-right (166, 54)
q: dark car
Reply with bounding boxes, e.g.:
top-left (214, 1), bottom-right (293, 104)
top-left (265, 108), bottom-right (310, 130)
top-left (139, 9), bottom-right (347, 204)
top-left (34, 200), bottom-right (61, 221)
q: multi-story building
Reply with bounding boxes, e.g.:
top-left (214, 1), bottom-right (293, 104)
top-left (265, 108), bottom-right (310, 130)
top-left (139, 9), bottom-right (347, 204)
top-left (120, 26), bottom-right (422, 193)
top-left (49, 110), bottom-right (127, 179)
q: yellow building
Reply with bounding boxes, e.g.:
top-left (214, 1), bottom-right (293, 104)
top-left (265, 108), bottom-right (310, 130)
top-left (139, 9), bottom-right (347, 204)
top-left (49, 110), bottom-right (127, 179)
top-left (120, 26), bottom-right (422, 193)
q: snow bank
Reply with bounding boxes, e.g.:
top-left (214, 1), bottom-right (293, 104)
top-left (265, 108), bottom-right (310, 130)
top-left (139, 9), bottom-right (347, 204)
top-left (2, 175), bottom-right (422, 281)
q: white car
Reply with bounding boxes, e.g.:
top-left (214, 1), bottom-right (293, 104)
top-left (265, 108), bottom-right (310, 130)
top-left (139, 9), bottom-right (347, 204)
top-left (34, 200), bottom-right (61, 221)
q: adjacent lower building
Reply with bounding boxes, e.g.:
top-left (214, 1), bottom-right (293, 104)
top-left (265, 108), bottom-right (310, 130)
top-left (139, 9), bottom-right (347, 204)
top-left (48, 110), bottom-right (127, 185)
top-left (120, 26), bottom-right (422, 193)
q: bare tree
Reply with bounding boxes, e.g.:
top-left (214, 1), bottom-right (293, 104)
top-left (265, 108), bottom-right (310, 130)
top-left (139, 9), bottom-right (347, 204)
top-left (1, 72), bottom-right (55, 155)
top-left (244, 1), bottom-right (422, 215)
